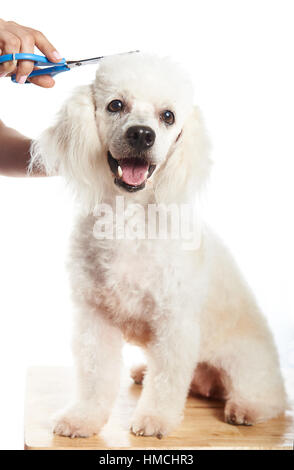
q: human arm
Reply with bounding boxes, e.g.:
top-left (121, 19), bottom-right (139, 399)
top-left (0, 120), bottom-right (45, 176)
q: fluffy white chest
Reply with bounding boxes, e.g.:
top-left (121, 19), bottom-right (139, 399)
top-left (70, 215), bottom-right (202, 344)
top-left (100, 238), bottom-right (178, 314)
top-left (104, 238), bottom-right (192, 310)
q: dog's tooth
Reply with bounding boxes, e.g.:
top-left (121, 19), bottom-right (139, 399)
top-left (118, 165), bottom-right (123, 177)
top-left (144, 170), bottom-right (149, 179)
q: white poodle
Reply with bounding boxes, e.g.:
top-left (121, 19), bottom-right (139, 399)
top-left (31, 53), bottom-right (287, 439)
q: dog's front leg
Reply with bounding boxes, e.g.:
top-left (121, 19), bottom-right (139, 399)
top-left (53, 309), bottom-right (123, 438)
top-left (131, 320), bottom-right (199, 438)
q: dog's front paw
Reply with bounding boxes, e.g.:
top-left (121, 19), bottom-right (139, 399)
top-left (130, 413), bottom-right (177, 439)
top-left (53, 403), bottom-right (106, 438)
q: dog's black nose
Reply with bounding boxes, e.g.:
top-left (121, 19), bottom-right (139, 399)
top-left (125, 126), bottom-right (155, 151)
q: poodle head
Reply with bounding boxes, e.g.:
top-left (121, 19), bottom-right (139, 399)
top-left (31, 53), bottom-right (211, 210)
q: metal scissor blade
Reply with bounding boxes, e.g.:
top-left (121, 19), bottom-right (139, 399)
top-left (66, 56), bottom-right (104, 68)
top-left (66, 50), bottom-right (139, 69)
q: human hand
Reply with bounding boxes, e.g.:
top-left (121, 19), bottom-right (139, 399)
top-left (0, 19), bottom-right (62, 87)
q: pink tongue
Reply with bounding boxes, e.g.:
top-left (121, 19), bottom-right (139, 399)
top-left (120, 158), bottom-right (149, 186)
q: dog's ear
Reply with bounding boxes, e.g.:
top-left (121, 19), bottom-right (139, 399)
top-left (153, 106), bottom-right (212, 203)
top-left (30, 85), bottom-right (105, 208)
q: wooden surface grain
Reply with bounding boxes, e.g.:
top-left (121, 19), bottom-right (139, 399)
top-left (24, 366), bottom-right (294, 450)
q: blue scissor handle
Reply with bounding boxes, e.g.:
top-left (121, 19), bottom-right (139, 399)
top-left (11, 65), bottom-right (70, 83)
top-left (0, 53), bottom-right (68, 83)
top-left (0, 53), bottom-right (66, 66)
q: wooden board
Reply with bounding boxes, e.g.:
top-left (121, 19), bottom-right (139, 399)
top-left (24, 366), bottom-right (294, 450)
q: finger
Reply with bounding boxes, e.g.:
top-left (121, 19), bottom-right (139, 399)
top-left (15, 34), bottom-right (35, 83)
top-left (0, 31), bottom-right (21, 75)
top-left (25, 66), bottom-right (55, 88)
top-left (28, 74), bottom-right (55, 88)
top-left (32, 29), bottom-right (62, 63)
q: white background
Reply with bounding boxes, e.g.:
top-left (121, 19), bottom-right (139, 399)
top-left (0, 0), bottom-right (293, 449)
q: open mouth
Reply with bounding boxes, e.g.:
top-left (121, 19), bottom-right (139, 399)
top-left (107, 151), bottom-right (156, 192)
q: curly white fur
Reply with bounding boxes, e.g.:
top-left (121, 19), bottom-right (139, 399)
top-left (31, 53), bottom-right (287, 439)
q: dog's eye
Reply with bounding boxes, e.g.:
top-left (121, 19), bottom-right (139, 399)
top-left (160, 110), bottom-right (175, 125)
top-left (107, 100), bottom-right (124, 113)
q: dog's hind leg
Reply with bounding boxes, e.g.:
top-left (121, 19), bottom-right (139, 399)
top-left (216, 336), bottom-right (287, 425)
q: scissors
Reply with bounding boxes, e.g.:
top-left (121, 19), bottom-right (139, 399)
top-left (0, 50), bottom-right (139, 83)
